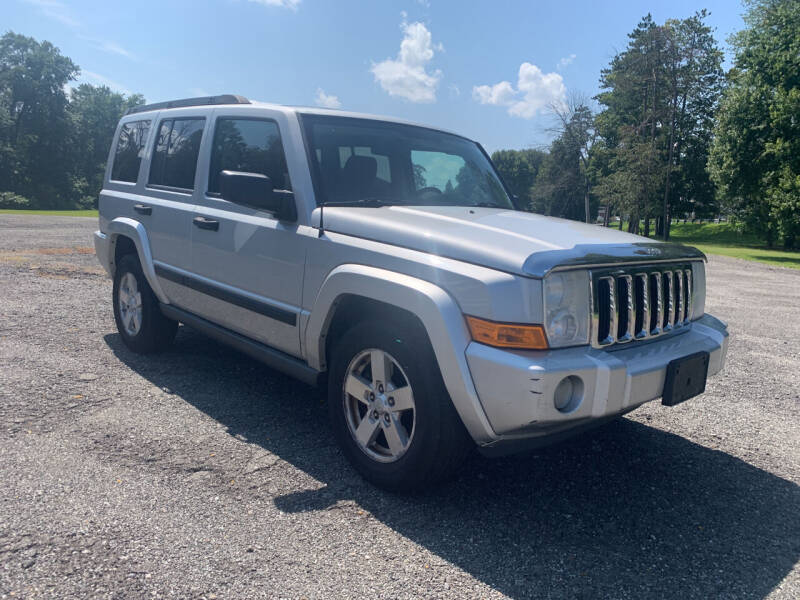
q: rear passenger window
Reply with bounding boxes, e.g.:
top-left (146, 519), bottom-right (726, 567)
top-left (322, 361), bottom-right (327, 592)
top-left (111, 120), bottom-right (150, 183)
top-left (148, 118), bottom-right (205, 191)
top-left (208, 118), bottom-right (292, 194)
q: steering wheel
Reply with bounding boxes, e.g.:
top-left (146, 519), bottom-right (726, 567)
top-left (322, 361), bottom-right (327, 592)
top-left (416, 186), bottom-right (443, 198)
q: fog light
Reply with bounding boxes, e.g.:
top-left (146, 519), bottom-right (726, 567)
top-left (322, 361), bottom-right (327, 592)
top-left (554, 375), bottom-right (583, 413)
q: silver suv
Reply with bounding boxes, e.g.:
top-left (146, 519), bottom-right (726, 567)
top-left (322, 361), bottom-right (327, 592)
top-left (94, 94), bottom-right (729, 491)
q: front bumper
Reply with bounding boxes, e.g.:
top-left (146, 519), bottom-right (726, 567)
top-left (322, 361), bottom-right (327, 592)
top-left (466, 314), bottom-right (728, 450)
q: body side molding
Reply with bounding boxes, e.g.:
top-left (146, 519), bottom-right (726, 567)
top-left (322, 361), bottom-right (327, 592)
top-left (154, 263), bottom-right (297, 326)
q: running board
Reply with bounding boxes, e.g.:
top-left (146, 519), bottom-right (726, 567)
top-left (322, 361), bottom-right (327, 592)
top-left (160, 304), bottom-right (322, 387)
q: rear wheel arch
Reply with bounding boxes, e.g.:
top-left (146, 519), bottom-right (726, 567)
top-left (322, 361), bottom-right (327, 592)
top-left (112, 234), bottom-right (138, 274)
top-left (105, 217), bottom-right (168, 304)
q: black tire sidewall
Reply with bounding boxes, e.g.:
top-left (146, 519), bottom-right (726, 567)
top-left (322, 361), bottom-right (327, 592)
top-left (327, 320), bottom-right (447, 490)
top-left (112, 254), bottom-right (164, 353)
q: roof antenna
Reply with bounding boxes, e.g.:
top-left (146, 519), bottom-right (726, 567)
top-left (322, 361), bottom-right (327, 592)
top-left (318, 201), bottom-right (325, 237)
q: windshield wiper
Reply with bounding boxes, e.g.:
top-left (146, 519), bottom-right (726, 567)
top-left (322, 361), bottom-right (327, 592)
top-left (473, 201), bottom-right (504, 208)
top-left (320, 198), bottom-right (391, 208)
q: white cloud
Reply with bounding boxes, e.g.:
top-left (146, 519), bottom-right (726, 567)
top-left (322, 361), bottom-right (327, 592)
top-left (246, 0), bottom-right (301, 10)
top-left (97, 40), bottom-right (134, 59)
top-left (472, 62), bottom-right (566, 119)
top-left (473, 80), bottom-right (516, 106)
top-left (315, 88), bottom-right (341, 109)
top-left (79, 36), bottom-right (136, 60)
top-left (371, 19), bottom-right (442, 103)
top-left (23, 0), bottom-right (80, 27)
top-left (558, 53), bottom-right (577, 70)
top-left (76, 70), bottom-right (132, 95)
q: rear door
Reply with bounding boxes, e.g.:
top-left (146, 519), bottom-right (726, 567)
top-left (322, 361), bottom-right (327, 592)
top-left (187, 109), bottom-right (306, 357)
top-left (140, 111), bottom-right (208, 306)
top-left (101, 112), bottom-right (203, 304)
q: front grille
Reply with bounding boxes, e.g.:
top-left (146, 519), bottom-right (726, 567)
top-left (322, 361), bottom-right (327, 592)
top-left (591, 264), bottom-right (693, 348)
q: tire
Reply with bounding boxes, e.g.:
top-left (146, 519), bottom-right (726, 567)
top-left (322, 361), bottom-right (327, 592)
top-left (112, 253), bottom-right (178, 354)
top-left (327, 319), bottom-right (473, 492)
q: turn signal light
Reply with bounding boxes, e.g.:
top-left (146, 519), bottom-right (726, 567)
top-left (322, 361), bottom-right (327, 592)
top-left (465, 316), bottom-right (549, 350)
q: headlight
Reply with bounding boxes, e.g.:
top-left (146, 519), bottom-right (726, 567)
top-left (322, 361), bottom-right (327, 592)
top-left (543, 270), bottom-right (591, 348)
top-left (691, 262), bottom-right (706, 319)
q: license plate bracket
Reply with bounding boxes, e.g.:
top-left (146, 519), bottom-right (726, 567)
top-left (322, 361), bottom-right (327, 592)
top-left (662, 351), bottom-right (710, 407)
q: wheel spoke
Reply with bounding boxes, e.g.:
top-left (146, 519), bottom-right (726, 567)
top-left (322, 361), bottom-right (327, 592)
top-left (345, 374), bottom-right (372, 404)
top-left (129, 293), bottom-right (142, 311)
top-left (354, 415), bottom-right (381, 448)
top-left (388, 385), bottom-right (414, 412)
top-left (370, 350), bottom-right (391, 387)
top-left (125, 311), bottom-right (136, 332)
top-left (384, 415), bottom-right (409, 456)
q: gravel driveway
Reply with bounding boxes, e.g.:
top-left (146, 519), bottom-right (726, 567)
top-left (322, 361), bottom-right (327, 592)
top-left (1, 214), bottom-right (798, 599)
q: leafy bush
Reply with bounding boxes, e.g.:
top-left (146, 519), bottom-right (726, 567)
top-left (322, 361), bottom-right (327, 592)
top-left (0, 192), bottom-right (30, 209)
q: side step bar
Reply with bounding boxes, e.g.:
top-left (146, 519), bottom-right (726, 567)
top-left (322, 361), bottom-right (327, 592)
top-left (160, 304), bottom-right (322, 387)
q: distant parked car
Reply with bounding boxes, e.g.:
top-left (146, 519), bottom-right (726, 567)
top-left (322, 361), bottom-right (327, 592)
top-left (94, 95), bottom-right (729, 491)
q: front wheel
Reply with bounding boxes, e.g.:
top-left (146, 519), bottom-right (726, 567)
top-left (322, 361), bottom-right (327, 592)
top-left (328, 320), bottom-right (472, 491)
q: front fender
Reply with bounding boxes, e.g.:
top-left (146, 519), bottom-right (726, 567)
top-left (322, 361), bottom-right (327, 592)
top-left (105, 217), bottom-right (169, 304)
top-left (304, 264), bottom-right (497, 444)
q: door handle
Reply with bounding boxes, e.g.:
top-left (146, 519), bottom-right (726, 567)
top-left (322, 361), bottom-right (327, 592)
top-left (133, 204), bottom-right (152, 215)
top-left (193, 216), bottom-right (219, 231)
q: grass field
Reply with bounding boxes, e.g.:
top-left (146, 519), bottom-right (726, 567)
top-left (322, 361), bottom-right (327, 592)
top-left (657, 222), bottom-right (800, 270)
top-left (0, 209), bottom-right (98, 217)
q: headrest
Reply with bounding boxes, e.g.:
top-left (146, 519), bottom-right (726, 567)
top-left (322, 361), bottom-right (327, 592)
top-left (343, 155), bottom-right (378, 181)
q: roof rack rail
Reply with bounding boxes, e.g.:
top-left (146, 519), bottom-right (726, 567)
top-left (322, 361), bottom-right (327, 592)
top-left (125, 94), bottom-right (250, 116)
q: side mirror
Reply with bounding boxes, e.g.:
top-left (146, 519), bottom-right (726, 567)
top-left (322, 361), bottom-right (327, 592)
top-left (219, 170), bottom-right (297, 222)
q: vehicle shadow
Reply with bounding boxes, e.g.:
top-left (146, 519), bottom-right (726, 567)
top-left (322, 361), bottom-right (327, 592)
top-left (106, 328), bottom-right (799, 599)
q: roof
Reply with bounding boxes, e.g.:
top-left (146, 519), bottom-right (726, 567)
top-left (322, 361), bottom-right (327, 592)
top-left (124, 94), bottom-right (467, 140)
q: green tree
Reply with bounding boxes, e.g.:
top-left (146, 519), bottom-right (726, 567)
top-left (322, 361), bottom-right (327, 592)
top-left (709, 0), bottom-right (800, 248)
top-left (596, 12), bottom-right (723, 238)
top-left (490, 148), bottom-right (545, 207)
top-left (0, 31), bottom-right (78, 206)
top-left (546, 95), bottom-right (598, 222)
top-left (68, 84), bottom-right (144, 206)
top-left (531, 136), bottom-right (590, 222)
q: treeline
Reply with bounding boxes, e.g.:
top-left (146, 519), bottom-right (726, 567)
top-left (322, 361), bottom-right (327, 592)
top-left (0, 32), bottom-right (144, 210)
top-left (493, 0), bottom-right (799, 248)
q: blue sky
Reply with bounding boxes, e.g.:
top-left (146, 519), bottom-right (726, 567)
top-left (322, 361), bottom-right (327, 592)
top-left (7, 0), bottom-right (745, 152)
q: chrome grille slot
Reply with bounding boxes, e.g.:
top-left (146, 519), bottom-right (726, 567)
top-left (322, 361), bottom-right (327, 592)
top-left (616, 275), bottom-right (634, 343)
top-left (684, 269), bottom-right (692, 322)
top-left (663, 271), bottom-right (674, 331)
top-left (591, 263), bottom-right (697, 348)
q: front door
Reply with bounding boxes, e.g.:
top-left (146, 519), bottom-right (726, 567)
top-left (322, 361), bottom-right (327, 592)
top-left (187, 114), bottom-right (306, 358)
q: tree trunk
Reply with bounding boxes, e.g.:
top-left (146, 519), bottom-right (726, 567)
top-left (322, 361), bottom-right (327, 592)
top-left (644, 217), bottom-right (651, 238)
top-left (618, 216), bottom-right (624, 230)
top-left (584, 180), bottom-right (591, 223)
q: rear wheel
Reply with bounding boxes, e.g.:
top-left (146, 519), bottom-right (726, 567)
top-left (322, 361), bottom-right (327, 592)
top-left (328, 320), bottom-right (472, 491)
top-left (112, 253), bottom-right (177, 353)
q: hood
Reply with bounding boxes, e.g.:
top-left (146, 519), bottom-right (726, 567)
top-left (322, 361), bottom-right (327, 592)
top-left (318, 205), bottom-right (701, 277)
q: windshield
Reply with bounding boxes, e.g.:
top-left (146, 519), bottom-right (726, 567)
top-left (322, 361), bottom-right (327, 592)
top-left (301, 115), bottom-right (514, 209)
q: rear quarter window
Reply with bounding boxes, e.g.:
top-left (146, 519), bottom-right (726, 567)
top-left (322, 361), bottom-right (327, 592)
top-left (110, 120), bottom-right (151, 183)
